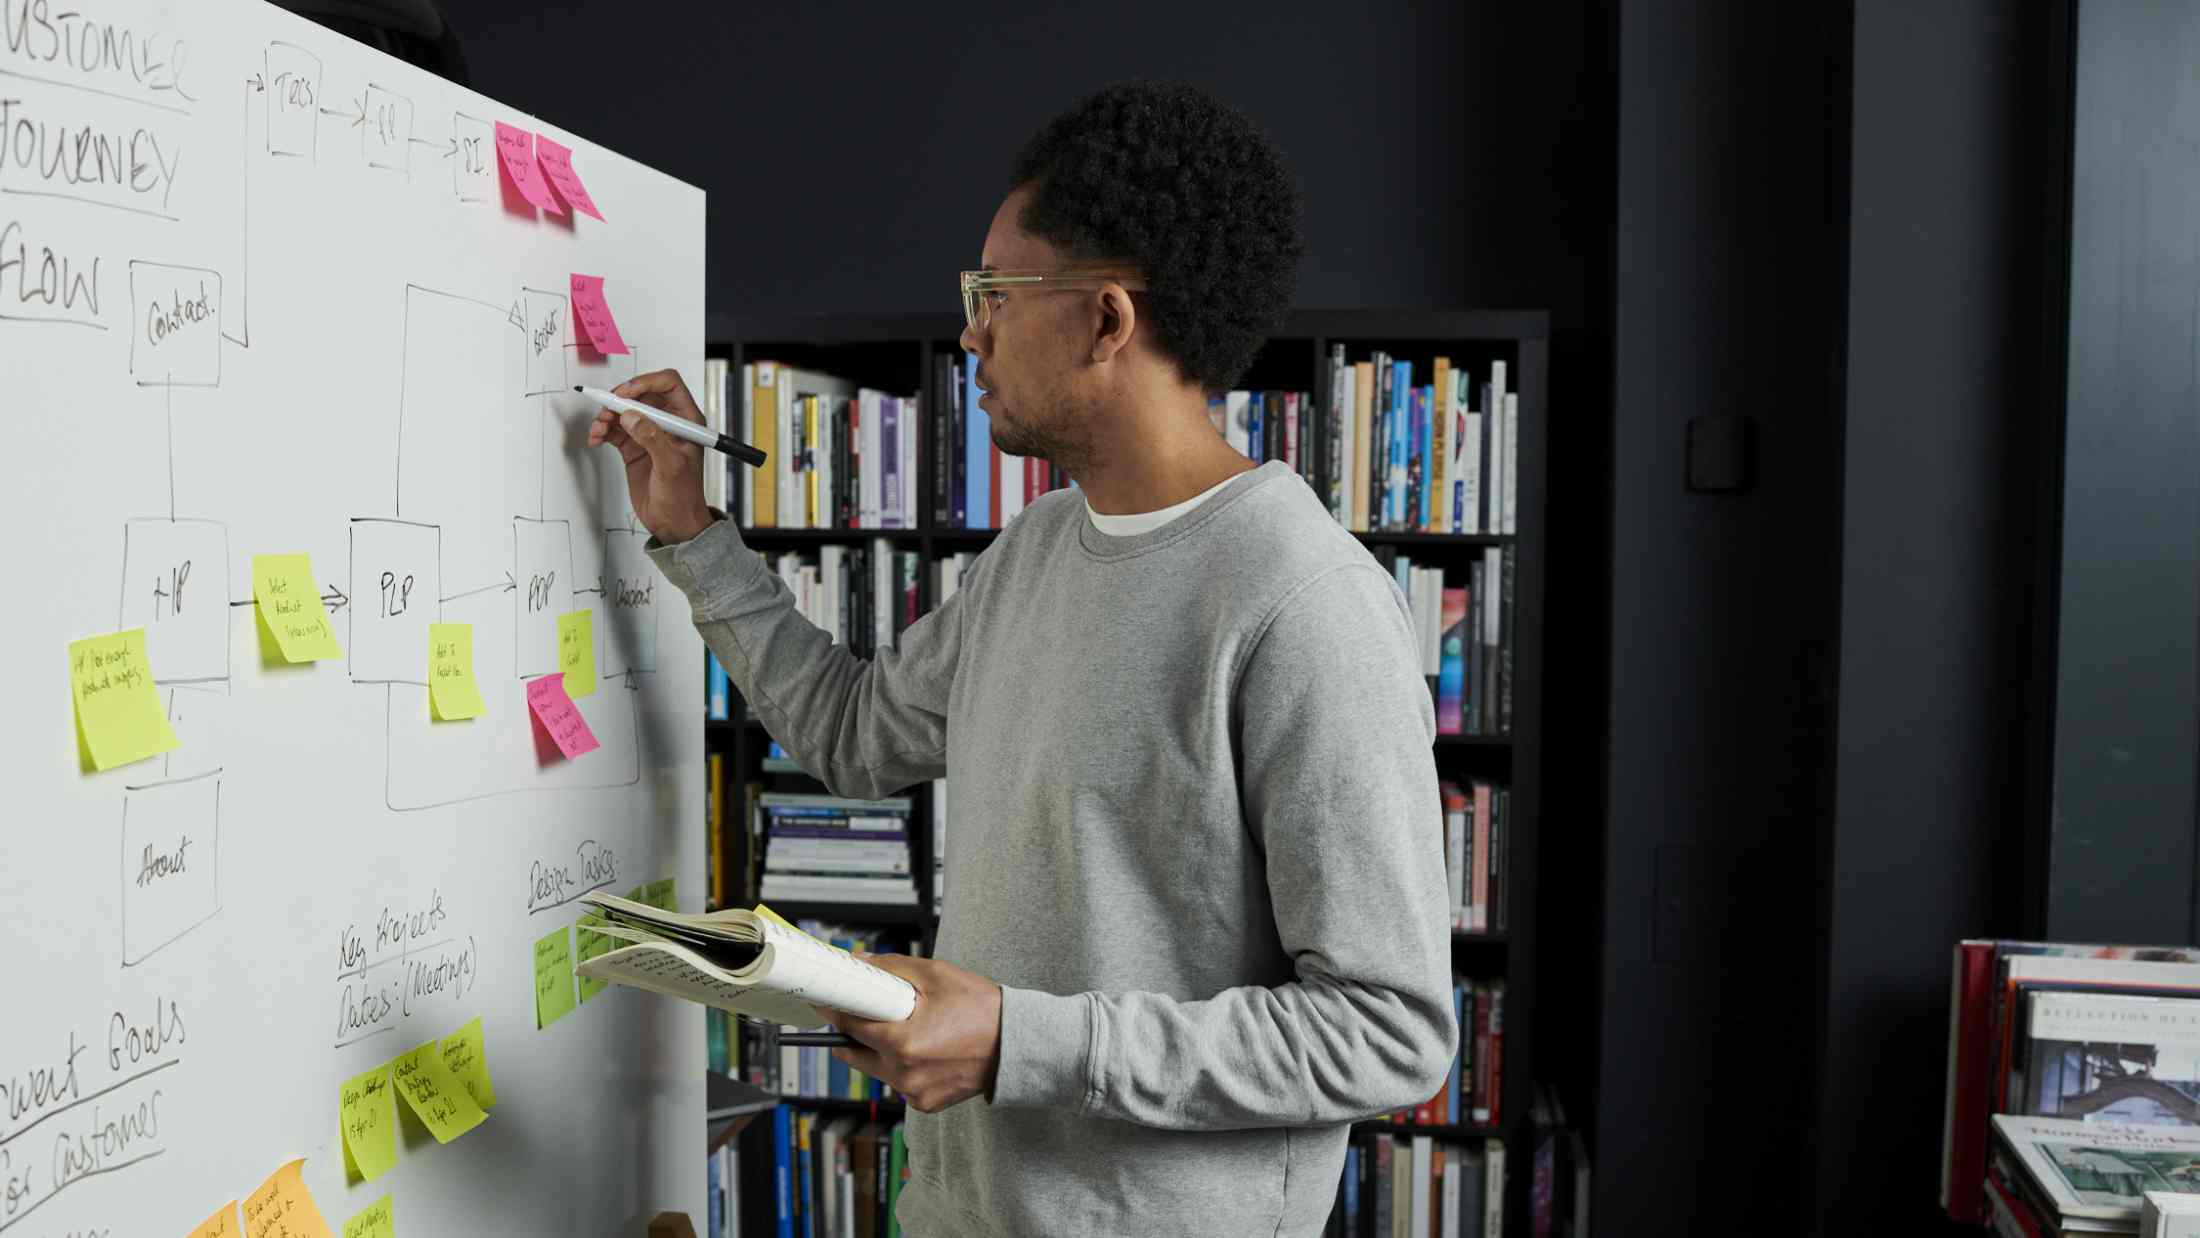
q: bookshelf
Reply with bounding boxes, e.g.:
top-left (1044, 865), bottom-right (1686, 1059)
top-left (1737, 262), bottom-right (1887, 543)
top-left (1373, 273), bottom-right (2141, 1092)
top-left (704, 308), bottom-right (1548, 1235)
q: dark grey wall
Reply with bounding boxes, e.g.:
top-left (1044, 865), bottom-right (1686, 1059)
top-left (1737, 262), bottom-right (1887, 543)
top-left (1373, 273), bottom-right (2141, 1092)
top-left (1815, 3), bottom-right (2040, 1232)
top-left (2047, 0), bottom-right (2200, 944)
top-left (1600, 0), bottom-right (1847, 1230)
top-left (450, 0), bottom-right (1589, 321)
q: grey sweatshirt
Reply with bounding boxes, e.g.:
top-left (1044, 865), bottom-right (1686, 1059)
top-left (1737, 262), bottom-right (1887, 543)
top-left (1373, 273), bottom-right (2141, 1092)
top-left (649, 459), bottom-right (1456, 1237)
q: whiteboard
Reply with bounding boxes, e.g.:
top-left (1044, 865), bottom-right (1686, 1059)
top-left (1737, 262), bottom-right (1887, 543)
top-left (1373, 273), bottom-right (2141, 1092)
top-left (0, 0), bottom-right (706, 1233)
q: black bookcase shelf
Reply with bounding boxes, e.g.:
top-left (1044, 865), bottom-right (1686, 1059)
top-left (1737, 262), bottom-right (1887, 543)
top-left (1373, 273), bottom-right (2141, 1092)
top-left (704, 309), bottom-right (1547, 1236)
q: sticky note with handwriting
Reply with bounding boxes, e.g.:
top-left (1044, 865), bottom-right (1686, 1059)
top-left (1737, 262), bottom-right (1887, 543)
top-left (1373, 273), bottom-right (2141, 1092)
top-left (534, 133), bottom-right (604, 220)
top-left (392, 1039), bottom-right (488, 1142)
top-left (556, 609), bottom-right (595, 698)
top-left (252, 554), bottom-right (343, 663)
top-left (337, 1063), bottom-right (398, 1183)
top-left (340, 1197), bottom-right (393, 1238)
top-left (428, 623), bottom-right (485, 720)
top-left (439, 1016), bottom-right (497, 1110)
top-left (575, 911), bottom-right (614, 1002)
top-left (493, 121), bottom-right (562, 213)
top-left (526, 673), bottom-right (599, 759)
top-left (242, 1157), bottom-right (333, 1238)
top-left (68, 628), bottom-right (178, 772)
top-left (188, 1201), bottom-right (242, 1238)
top-left (534, 924), bottom-right (577, 1028)
top-left (568, 274), bottom-right (629, 355)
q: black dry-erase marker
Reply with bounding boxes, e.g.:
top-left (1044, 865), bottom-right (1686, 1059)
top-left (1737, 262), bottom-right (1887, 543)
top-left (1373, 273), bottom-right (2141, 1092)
top-left (576, 385), bottom-right (768, 467)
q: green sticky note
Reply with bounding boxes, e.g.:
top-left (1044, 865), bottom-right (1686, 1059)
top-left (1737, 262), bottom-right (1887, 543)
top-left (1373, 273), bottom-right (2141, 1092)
top-left (391, 1039), bottom-right (488, 1143)
top-left (438, 1016), bottom-right (496, 1110)
top-left (534, 925), bottom-right (577, 1029)
top-left (556, 609), bottom-right (595, 698)
top-left (337, 1064), bottom-right (398, 1184)
top-left (342, 1194), bottom-right (393, 1238)
top-left (575, 913), bottom-right (615, 1003)
top-left (68, 628), bottom-right (179, 772)
top-left (645, 877), bottom-right (676, 912)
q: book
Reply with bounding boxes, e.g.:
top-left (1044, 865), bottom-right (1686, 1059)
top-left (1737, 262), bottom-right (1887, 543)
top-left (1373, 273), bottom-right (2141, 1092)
top-left (2021, 991), bottom-right (2200, 1126)
top-left (2144, 1191), bottom-right (2200, 1238)
top-left (1995, 1114), bottom-right (2200, 1225)
top-left (572, 892), bottom-right (917, 1027)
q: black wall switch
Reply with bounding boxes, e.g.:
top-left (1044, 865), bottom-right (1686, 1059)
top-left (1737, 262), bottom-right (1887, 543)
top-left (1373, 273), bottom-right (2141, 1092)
top-left (1686, 412), bottom-right (1754, 493)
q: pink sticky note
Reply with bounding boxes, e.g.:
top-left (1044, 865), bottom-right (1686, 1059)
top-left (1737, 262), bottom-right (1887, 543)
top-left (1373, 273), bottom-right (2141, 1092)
top-left (494, 121), bottom-right (564, 214)
top-left (534, 134), bottom-right (604, 221)
top-left (526, 673), bottom-right (600, 759)
top-left (569, 274), bottom-right (629, 355)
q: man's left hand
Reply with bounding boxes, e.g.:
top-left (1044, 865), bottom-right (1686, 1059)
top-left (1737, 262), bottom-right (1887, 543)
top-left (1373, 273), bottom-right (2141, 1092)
top-left (826, 954), bottom-right (1003, 1113)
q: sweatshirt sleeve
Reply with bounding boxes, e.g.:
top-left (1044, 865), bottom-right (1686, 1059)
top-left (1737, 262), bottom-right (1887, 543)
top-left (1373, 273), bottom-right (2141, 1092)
top-left (648, 518), bottom-right (968, 800)
top-left (989, 562), bottom-right (1458, 1129)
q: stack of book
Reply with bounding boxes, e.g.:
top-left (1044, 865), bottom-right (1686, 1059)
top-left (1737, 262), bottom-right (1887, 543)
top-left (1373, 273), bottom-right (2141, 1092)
top-left (1322, 349), bottom-right (1517, 536)
top-left (765, 540), bottom-right (926, 659)
top-left (1208, 387), bottom-right (1323, 481)
top-left (1944, 940), bottom-right (2200, 1231)
top-left (758, 792), bottom-right (917, 907)
top-left (1376, 549), bottom-right (1513, 737)
top-left (1331, 1130), bottom-right (1504, 1237)
top-left (1990, 1116), bottom-right (2200, 1237)
top-left (1388, 978), bottom-right (1506, 1131)
top-left (917, 354), bottom-right (1074, 530)
top-left (1529, 1084), bottom-right (1591, 1238)
top-left (758, 1111), bottom-right (911, 1238)
top-left (1441, 781), bottom-right (1507, 933)
top-left (718, 360), bottom-right (924, 531)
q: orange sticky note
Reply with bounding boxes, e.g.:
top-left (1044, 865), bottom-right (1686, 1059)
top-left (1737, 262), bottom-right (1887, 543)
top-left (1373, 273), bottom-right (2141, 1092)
top-left (188, 1201), bottom-right (242, 1238)
top-left (526, 673), bottom-right (599, 759)
top-left (493, 121), bottom-right (562, 213)
top-left (568, 274), bottom-right (628, 355)
top-left (534, 133), bottom-right (603, 220)
top-left (242, 1158), bottom-right (333, 1238)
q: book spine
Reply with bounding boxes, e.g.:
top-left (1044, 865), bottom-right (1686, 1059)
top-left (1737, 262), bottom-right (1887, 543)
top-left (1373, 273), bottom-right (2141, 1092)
top-left (965, 358), bottom-right (988, 529)
top-left (1430, 357), bottom-right (1450, 532)
top-left (1503, 391), bottom-right (1520, 536)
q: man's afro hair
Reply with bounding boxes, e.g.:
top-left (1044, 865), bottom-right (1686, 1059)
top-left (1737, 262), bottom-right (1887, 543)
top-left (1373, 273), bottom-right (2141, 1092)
top-left (1009, 81), bottom-right (1304, 396)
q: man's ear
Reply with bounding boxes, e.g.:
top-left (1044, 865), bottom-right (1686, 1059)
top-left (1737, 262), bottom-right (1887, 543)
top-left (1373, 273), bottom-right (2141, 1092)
top-left (1091, 285), bottom-right (1137, 364)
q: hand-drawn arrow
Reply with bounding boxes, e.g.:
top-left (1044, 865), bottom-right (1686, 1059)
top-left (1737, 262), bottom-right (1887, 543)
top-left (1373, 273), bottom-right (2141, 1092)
top-left (319, 93), bottom-right (367, 128)
top-left (440, 571), bottom-right (516, 603)
top-left (575, 576), bottom-right (606, 597)
top-left (321, 584), bottom-right (348, 614)
top-left (410, 136), bottom-right (458, 158)
top-left (245, 73), bottom-right (264, 92)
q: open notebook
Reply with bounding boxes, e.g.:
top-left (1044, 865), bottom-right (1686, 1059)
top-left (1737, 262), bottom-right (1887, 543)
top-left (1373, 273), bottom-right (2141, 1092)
top-left (573, 891), bottom-right (916, 1027)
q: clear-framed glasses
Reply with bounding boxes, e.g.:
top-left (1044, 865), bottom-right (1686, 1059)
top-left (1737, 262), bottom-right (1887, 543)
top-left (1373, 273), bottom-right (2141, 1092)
top-left (959, 268), bottom-right (1148, 335)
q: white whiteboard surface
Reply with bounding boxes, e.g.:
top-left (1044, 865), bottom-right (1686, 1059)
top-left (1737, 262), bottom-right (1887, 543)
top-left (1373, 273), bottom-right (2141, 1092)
top-left (0, 0), bottom-right (706, 1233)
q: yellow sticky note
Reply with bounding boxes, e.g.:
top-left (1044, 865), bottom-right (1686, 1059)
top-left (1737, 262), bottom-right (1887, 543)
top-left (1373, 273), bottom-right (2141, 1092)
top-left (242, 1158), bottom-right (333, 1238)
top-left (556, 609), bottom-right (595, 698)
top-left (252, 553), bottom-right (343, 663)
top-left (438, 1016), bottom-right (496, 1110)
top-left (533, 926), bottom-right (577, 1029)
top-left (67, 628), bottom-right (178, 772)
top-left (341, 1197), bottom-right (393, 1238)
top-left (337, 1064), bottom-right (398, 1184)
top-left (391, 1039), bottom-right (488, 1143)
top-left (187, 1201), bottom-right (241, 1238)
top-left (575, 912), bottom-right (615, 1003)
top-left (428, 623), bottom-right (485, 721)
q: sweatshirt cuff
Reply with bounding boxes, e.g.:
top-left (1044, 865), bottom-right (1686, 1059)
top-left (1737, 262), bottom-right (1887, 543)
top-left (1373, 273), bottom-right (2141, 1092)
top-left (990, 986), bottom-right (1094, 1113)
top-left (643, 515), bottom-right (758, 621)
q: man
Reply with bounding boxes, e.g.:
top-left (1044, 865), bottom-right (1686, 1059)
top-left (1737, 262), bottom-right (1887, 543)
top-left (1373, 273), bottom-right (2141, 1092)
top-left (592, 81), bottom-right (1454, 1237)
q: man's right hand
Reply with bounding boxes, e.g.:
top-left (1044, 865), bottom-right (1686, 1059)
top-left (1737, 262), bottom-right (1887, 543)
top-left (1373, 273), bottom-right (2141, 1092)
top-left (587, 368), bottom-right (717, 544)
